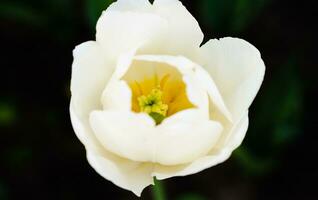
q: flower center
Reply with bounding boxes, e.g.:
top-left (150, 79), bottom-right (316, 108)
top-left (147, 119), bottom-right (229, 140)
top-left (128, 74), bottom-right (195, 124)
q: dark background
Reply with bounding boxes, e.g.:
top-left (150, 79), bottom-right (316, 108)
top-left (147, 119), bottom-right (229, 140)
top-left (1, 0), bottom-right (317, 199)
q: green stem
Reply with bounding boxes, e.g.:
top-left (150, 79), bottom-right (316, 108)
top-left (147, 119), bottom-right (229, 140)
top-left (152, 178), bottom-right (166, 200)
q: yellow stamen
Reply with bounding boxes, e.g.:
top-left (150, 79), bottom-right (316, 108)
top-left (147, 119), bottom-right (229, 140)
top-left (138, 88), bottom-right (168, 117)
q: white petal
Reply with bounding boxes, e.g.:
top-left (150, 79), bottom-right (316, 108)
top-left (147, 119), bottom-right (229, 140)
top-left (96, 0), bottom-right (203, 61)
top-left (157, 110), bottom-right (223, 165)
top-left (90, 110), bottom-right (156, 162)
top-left (194, 66), bottom-right (233, 121)
top-left (71, 100), bottom-right (154, 196)
top-left (148, 0), bottom-right (203, 56)
top-left (152, 112), bottom-right (249, 179)
top-left (153, 150), bottom-right (231, 180)
top-left (225, 112), bottom-right (249, 149)
top-left (96, 10), bottom-right (166, 61)
top-left (70, 41), bottom-right (113, 150)
top-left (71, 101), bottom-right (154, 196)
top-left (101, 49), bottom-right (137, 111)
top-left (200, 37), bottom-right (265, 120)
top-left (101, 80), bottom-right (132, 111)
top-left (70, 41), bottom-right (112, 117)
top-left (70, 42), bottom-right (155, 196)
top-left (87, 150), bottom-right (154, 196)
top-left (209, 111), bottom-right (249, 151)
top-left (153, 0), bottom-right (203, 47)
top-left (70, 101), bottom-right (105, 152)
top-left (89, 110), bottom-right (222, 165)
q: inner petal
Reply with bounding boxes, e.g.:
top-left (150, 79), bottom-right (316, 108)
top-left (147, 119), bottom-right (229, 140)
top-left (122, 60), bottom-right (195, 122)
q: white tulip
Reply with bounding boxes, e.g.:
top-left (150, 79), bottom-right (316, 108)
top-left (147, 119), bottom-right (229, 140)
top-left (70, 0), bottom-right (265, 196)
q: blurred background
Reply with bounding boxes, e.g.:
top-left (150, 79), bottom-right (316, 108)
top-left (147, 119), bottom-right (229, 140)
top-left (1, 0), bottom-right (317, 199)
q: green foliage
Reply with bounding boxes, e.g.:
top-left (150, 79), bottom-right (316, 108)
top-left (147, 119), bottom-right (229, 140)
top-left (232, 0), bottom-right (268, 32)
top-left (5, 147), bottom-right (32, 170)
top-left (200, 0), bottom-right (270, 33)
top-left (176, 193), bottom-right (207, 200)
top-left (0, 0), bottom-right (79, 41)
top-left (254, 59), bottom-right (303, 146)
top-left (0, 180), bottom-right (8, 200)
top-left (234, 59), bottom-right (303, 175)
top-left (233, 147), bottom-right (276, 175)
top-left (0, 102), bottom-right (16, 126)
top-left (0, 1), bottom-right (44, 26)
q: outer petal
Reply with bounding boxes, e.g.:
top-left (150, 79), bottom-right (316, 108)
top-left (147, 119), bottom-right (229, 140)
top-left (149, 0), bottom-right (204, 56)
top-left (71, 103), bottom-right (154, 196)
top-left (87, 151), bottom-right (154, 196)
top-left (70, 102), bottom-right (104, 152)
top-left (156, 110), bottom-right (223, 165)
top-left (96, 0), bottom-right (203, 61)
top-left (153, 0), bottom-right (204, 47)
top-left (70, 41), bottom-right (112, 116)
top-left (224, 112), bottom-right (249, 150)
top-left (199, 37), bottom-right (265, 120)
top-left (152, 112), bottom-right (249, 179)
top-left (70, 41), bottom-right (113, 149)
top-left (90, 110), bottom-right (222, 165)
top-left (96, 11), bottom-right (165, 62)
top-left (70, 43), bottom-right (154, 196)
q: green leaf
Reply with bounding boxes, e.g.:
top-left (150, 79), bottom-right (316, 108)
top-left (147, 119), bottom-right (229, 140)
top-left (199, 0), bottom-right (271, 33)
